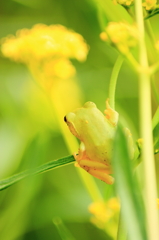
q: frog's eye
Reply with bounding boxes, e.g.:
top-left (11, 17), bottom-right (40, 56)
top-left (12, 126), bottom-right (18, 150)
top-left (64, 116), bottom-right (67, 122)
top-left (84, 101), bottom-right (96, 109)
top-left (64, 113), bottom-right (79, 138)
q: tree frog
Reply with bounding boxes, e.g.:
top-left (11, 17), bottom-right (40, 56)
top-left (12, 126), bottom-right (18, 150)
top-left (64, 100), bottom-right (119, 184)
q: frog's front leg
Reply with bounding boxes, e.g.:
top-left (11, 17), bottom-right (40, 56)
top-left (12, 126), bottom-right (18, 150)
top-left (74, 142), bottom-right (114, 185)
top-left (73, 141), bottom-right (89, 168)
top-left (104, 99), bottom-right (119, 126)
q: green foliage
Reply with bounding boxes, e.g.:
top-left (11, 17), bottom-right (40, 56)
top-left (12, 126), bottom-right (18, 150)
top-left (113, 125), bottom-right (147, 240)
top-left (53, 217), bottom-right (76, 240)
top-left (0, 0), bottom-right (159, 240)
top-left (0, 155), bottom-right (75, 191)
top-left (144, 8), bottom-right (159, 20)
top-left (153, 123), bottom-right (159, 154)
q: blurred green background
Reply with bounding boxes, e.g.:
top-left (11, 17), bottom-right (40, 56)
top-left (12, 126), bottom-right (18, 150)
top-left (0, 0), bottom-right (141, 239)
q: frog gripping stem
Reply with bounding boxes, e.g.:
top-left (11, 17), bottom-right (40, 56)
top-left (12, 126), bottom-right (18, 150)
top-left (104, 99), bottom-right (119, 126)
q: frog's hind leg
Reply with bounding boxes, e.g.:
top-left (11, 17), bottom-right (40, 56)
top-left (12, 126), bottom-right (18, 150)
top-left (77, 158), bottom-right (114, 184)
top-left (79, 159), bottom-right (112, 174)
top-left (88, 169), bottom-right (114, 185)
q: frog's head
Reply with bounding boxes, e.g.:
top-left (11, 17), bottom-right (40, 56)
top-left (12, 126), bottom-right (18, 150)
top-left (64, 101), bottom-right (97, 139)
top-left (64, 112), bottom-right (80, 138)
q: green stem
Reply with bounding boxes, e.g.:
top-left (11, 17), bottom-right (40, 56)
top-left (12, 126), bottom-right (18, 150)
top-left (109, 55), bottom-right (125, 240)
top-left (52, 217), bottom-right (76, 240)
top-left (134, 1), bottom-right (159, 240)
top-left (28, 64), bottom-right (103, 203)
top-left (152, 105), bottom-right (159, 130)
top-left (109, 55), bottom-right (124, 109)
top-left (117, 211), bottom-right (127, 240)
top-left (149, 61), bottom-right (159, 75)
top-left (126, 52), bottom-right (140, 71)
top-left (152, 75), bottom-right (159, 104)
top-left (144, 18), bottom-right (156, 45)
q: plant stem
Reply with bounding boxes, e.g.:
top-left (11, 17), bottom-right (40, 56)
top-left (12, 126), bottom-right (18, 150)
top-left (144, 13), bottom-right (156, 45)
top-left (117, 211), bottom-right (127, 240)
top-left (28, 65), bottom-right (103, 203)
top-left (126, 52), bottom-right (140, 71)
top-left (109, 56), bottom-right (125, 240)
top-left (109, 56), bottom-right (127, 240)
top-left (134, 1), bottom-right (159, 240)
top-left (109, 55), bottom-right (124, 109)
top-left (152, 75), bottom-right (159, 104)
top-left (152, 106), bottom-right (159, 130)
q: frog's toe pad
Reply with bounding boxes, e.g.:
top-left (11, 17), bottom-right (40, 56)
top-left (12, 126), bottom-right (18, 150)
top-left (74, 162), bottom-right (80, 168)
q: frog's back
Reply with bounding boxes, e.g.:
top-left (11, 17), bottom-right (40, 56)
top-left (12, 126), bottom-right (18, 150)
top-left (78, 106), bottom-right (115, 141)
top-left (76, 107), bottom-right (116, 163)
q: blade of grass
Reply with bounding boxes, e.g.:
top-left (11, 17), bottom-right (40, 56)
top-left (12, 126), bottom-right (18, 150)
top-left (144, 9), bottom-right (159, 20)
top-left (52, 217), bottom-right (76, 240)
top-left (153, 123), bottom-right (159, 153)
top-left (108, 55), bottom-right (124, 109)
top-left (152, 106), bottom-right (159, 154)
top-left (152, 106), bottom-right (159, 129)
top-left (0, 155), bottom-right (75, 191)
top-left (113, 125), bottom-right (147, 240)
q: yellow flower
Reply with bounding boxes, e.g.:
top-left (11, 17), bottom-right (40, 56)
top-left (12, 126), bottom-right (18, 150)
top-left (107, 198), bottom-right (120, 212)
top-left (155, 40), bottom-right (159, 51)
top-left (1, 24), bottom-right (87, 131)
top-left (88, 198), bottom-right (120, 238)
top-left (113, 0), bottom-right (134, 6)
top-left (1, 24), bottom-right (89, 63)
top-left (100, 22), bottom-right (138, 54)
top-left (100, 32), bottom-right (108, 42)
top-left (89, 201), bottom-right (110, 224)
top-left (43, 58), bottom-right (76, 80)
top-left (142, 0), bottom-right (157, 10)
top-left (1, 24), bottom-right (89, 96)
top-left (136, 138), bottom-right (143, 149)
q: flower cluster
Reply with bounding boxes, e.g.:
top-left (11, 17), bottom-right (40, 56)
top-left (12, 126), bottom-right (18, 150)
top-left (1, 24), bottom-right (89, 81)
top-left (1, 24), bottom-right (89, 63)
top-left (100, 22), bottom-right (138, 55)
top-left (113, 0), bottom-right (134, 6)
top-left (1, 24), bottom-right (88, 115)
top-left (88, 198), bottom-right (120, 238)
top-left (43, 58), bottom-right (76, 80)
top-left (142, 0), bottom-right (157, 10)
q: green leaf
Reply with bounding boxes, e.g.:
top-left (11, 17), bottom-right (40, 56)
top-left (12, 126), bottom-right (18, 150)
top-left (152, 106), bottom-right (159, 154)
top-left (0, 155), bottom-right (75, 191)
top-left (144, 8), bottom-right (159, 20)
top-left (93, 0), bottom-right (133, 23)
top-left (152, 106), bottom-right (159, 130)
top-left (153, 123), bottom-right (159, 154)
top-left (113, 126), bottom-right (147, 240)
top-left (97, 5), bottom-right (109, 31)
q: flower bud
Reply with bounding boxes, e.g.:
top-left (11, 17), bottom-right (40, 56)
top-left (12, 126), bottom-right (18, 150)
top-left (100, 22), bottom-right (138, 55)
